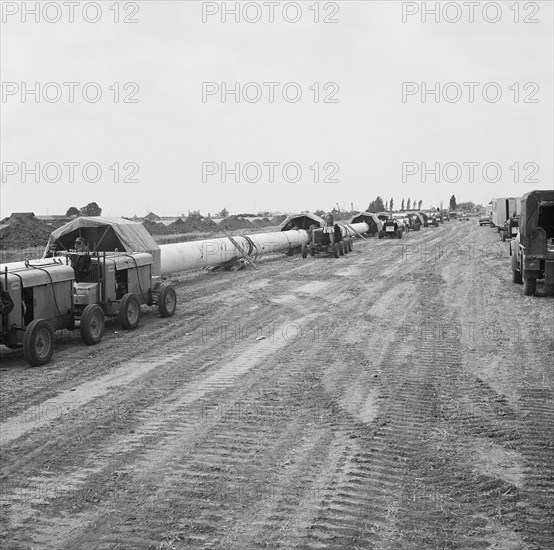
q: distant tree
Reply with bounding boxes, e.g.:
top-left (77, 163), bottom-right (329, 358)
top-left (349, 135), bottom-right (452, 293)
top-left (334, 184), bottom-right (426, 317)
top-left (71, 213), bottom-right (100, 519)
top-left (390, 198), bottom-right (394, 211)
top-left (457, 201), bottom-right (475, 212)
top-left (449, 195), bottom-right (457, 210)
top-left (407, 198), bottom-right (411, 210)
top-left (385, 201), bottom-right (388, 211)
top-left (66, 206), bottom-right (79, 217)
top-left (79, 202), bottom-right (102, 216)
top-left (401, 199), bottom-right (405, 211)
top-left (314, 209), bottom-right (326, 217)
top-left (217, 208), bottom-right (229, 218)
top-left (366, 196), bottom-right (385, 213)
top-left (418, 200), bottom-right (423, 210)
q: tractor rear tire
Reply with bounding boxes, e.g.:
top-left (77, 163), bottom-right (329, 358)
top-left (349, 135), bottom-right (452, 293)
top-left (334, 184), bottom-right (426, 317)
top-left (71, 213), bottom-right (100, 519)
top-left (23, 319), bottom-right (54, 367)
top-left (158, 284), bottom-right (177, 318)
top-left (523, 277), bottom-right (536, 296)
top-left (80, 304), bottom-right (105, 345)
top-left (511, 253), bottom-right (522, 284)
top-left (119, 293), bottom-right (141, 329)
top-left (333, 243), bottom-right (340, 258)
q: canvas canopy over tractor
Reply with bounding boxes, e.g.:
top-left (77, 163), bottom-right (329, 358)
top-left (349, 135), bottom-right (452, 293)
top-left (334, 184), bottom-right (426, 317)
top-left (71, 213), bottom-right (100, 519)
top-left (44, 216), bottom-right (161, 276)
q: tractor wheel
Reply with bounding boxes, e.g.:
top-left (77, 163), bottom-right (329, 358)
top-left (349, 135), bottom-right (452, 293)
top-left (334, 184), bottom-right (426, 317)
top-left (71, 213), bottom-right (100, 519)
top-left (23, 319), bottom-right (54, 367)
top-left (80, 304), bottom-right (105, 345)
top-left (523, 277), bottom-right (536, 296)
top-left (511, 252), bottom-right (522, 284)
top-left (158, 284), bottom-right (177, 318)
top-left (301, 244), bottom-right (308, 259)
top-left (119, 293), bottom-right (141, 329)
top-left (333, 243), bottom-right (340, 258)
top-left (339, 242), bottom-right (345, 256)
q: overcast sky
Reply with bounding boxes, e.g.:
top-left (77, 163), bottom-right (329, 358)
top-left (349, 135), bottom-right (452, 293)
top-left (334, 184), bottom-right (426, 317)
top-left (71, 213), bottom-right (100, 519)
top-left (1, 0), bottom-right (552, 218)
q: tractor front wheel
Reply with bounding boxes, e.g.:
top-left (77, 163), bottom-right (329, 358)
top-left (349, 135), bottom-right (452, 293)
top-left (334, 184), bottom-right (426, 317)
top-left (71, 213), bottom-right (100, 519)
top-left (158, 284), bottom-right (177, 318)
top-left (80, 304), bottom-right (105, 345)
top-left (119, 293), bottom-right (141, 329)
top-left (23, 319), bottom-right (54, 367)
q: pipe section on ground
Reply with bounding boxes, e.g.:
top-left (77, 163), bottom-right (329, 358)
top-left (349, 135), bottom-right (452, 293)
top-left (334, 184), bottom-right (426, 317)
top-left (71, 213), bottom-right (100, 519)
top-left (159, 230), bottom-right (310, 275)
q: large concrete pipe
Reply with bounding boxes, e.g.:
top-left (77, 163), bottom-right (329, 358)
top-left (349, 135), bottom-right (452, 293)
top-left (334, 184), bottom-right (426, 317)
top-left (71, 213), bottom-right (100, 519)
top-left (159, 229), bottom-right (310, 276)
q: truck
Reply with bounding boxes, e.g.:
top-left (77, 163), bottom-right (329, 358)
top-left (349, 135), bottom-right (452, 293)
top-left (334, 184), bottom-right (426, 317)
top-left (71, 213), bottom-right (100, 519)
top-left (491, 197), bottom-right (519, 231)
top-left (510, 190), bottom-right (554, 296)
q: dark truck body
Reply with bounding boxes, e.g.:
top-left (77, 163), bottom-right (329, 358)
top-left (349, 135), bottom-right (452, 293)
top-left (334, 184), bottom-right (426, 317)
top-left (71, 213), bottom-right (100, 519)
top-left (511, 190), bottom-right (554, 296)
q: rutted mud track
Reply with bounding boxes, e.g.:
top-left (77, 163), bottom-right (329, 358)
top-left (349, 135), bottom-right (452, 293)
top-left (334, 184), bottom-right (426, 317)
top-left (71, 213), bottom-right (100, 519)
top-left (1, 223), bottom-right (553, 549)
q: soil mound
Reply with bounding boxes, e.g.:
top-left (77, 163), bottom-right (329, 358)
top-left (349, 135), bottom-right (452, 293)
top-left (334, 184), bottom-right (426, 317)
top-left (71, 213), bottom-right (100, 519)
top-left (0, 214), bottom-right (52, 249)
top-left (218, 216), bottom-right (253, 231)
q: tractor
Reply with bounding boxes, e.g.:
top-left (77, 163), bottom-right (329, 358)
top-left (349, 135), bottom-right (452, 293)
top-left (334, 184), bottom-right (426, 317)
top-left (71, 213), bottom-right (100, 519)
top-left (301, 225), bottom-right (344, 258)
top-left (1, 260), bottom-right (77, 366)
top-left (511, 190), bottom-right (554, 296)
top-left (66, 249), bottom-right (177, 335)
top-left (378, 217), bottom-right (403, 239)
top-left (1, 250), bottom-right (177, 366)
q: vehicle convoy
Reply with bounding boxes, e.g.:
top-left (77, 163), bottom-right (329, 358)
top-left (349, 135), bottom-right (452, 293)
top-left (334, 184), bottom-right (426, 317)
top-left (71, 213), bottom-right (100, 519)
top-left (500, 215), bottom-right (519, 242)
top-left (511, 190), bottom-right (554, 296)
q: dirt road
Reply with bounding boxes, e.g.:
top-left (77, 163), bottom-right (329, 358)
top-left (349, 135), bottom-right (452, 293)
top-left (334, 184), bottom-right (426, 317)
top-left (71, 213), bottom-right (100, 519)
top-left (1, 221), bottom-right (553, 549)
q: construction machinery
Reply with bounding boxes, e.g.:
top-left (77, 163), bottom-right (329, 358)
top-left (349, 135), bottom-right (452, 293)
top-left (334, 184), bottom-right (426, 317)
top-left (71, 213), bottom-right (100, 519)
top-left (378, 216), bottom-right (403, 239)
top-left (301, 224), bottom-right (343, 258)
top-left (1, 260), bottom-right (77, 366)
top-left (1, 251), bottom-right (176, 367)
top-left (511, 190), bottom-right (554, 296)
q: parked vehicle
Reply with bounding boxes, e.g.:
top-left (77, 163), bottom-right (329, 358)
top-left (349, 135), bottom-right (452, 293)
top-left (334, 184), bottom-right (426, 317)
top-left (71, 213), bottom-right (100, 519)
top-left (511, 190), bottom-right (554, 296)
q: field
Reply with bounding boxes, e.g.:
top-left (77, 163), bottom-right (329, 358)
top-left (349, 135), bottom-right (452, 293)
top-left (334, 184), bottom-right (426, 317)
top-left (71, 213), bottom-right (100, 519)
top-left (1, 221), bottom-right (553, 549)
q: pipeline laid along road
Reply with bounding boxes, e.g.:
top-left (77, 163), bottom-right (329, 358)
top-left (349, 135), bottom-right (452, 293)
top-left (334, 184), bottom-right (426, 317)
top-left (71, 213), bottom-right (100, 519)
top-left (1, 222), bottom-right (553, 550)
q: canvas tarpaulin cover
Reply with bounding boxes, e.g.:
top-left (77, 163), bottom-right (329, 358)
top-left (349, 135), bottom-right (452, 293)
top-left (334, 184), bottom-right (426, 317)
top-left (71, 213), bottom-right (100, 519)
top-left (519, 190), bottom-right (554, 239)
top-left (279, 213), bottom-right (325, 231)
top-left (43, 217), bottom-right (161, 276)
